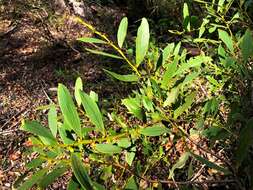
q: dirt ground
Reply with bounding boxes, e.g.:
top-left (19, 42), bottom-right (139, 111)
top-left (0, 1), bottom-right (127, 189)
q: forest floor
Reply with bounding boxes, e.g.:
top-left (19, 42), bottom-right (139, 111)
top-left (0, 1), bottom-right (129, 189)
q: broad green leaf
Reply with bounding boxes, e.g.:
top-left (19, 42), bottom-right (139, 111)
top-left (124, 176), bottom-right (138, 190)
top-left (140, 123), bottom-right (169, 136)
top-left (174, 92), bottom-right (196, 119)
top-left (191, 152), bottom-right (230, 174)
top-left (71, 153), bottom-right (94, 190)
top-left (117, 17), bottom-right (128, 48)
top-left (93, 182), bottom-right (106, 190)
top-left (142, 96), bottom-right (154, 112)
top-left (19, 168), bottom-right (47, 190)
top-left (48, 105), bottom-right (58, 137)
top-left (79, 91), bottom-right (105, 135)
top-left (21, 120), bottom-right (57, 145)
top-left (183, 3), bottom-right (190, 31)
top-left (173, 42), bottom-right (181, 56)
top-left (75, 77), bottom-right (83, 107)
top-left (117, 138), bottom-right (131, 148)
top-left (218, 29), bottom-right (234, 53)
top-left (86, 48), bottom-right (123, 59)
top-left (78, 37), bottom-right (106, 44)
top-left (94, 143), bottom-right (122, 154)
top-left (136, 18), bottom-right (150, 67)
top-left (169, 152), bottom-right (190, 179)
top-left (39, 165), bottom-right (68, 188)
top-left (126, 151), bottom-right (135, 166)
top-left (163, 87), bottom-right (179, 107)
top-left (103, 69), bottom-right (139, 82)
top-left (58, 84), bottom-right (81, 137)
top-left (240, 29), bottom-right (253, 61)
top-left (122, 97), bottom-right (144, 120)
top-left (236, 118), bottom-right (253, 166)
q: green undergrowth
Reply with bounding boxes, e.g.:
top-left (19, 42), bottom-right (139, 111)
top-left (16, 0), bottom-right (253, 189)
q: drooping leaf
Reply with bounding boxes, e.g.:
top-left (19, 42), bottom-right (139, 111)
top-left (117, 17), bottom-right (128, 48)
top-left (21, 120), bottom-right (57, 145)
top-left (140, 123), bottom-right (170, 136)
top-left (71, 153), bottom-right (94, 190)
top-left (136, 18), bottom-right (150, 67)
top-left (103, 69), bottom-right (139, 82)
top-left (169, 152), bottom-right (190, 179)
top-left (94, 143), bottom-right (122, 154)
top-left (75, 77), bottom-right (83, 107)
top-left (126, 151), bottom-right (135, 166)
top-left (218, 29), bottom-right (234, 53)
top-left (78, 37), bottom-right (107, 44)
top-left (58, 84), bottom-right (81, 137)
top-left (191, 152), bottom-right (230, 174)
top-left (86, 48), bottom-right (123, 59)
top-left (236, 118), bottom-right (253, 166)
top-left (18, 168), bottom-right (47, 190)
top-left (48, 105), bottom-right (58, 137)
top-left (39, 165), bottom-right (68, 188)
top-left (122, 97), bottom-right (145, 120)
top-left (240, 29), bottom-right (253, 61)
top-left (79, 91), bottom-right (105, 135)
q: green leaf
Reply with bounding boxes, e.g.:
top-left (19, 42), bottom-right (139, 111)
top-left (71, 153), bottom-right (94, 190)
top-left (89, 91), bottom-right (98, 102)
top-left (117, 138), bottom-right (131, 148)
top-left (136, 18), bottom-right (150, 67)
top-left (58, 122), bottom-right (75, 144)
top-left (236, 118), bottom-right (253, 166)
top-left (67, 177), bottom-right (81, 190)
top-left (126, 151), bottom-right (135, 166)
top-left (124, 176), bottom-right (138, 190)
top-left (174, 92), bottom-right (196, 119)
top-left (140, 123), bottom-right (169, 136)
top-left (191, 152), bottom-right (230, 174)
top-left (183, 3), bottom-right (190, 31)
top-left (117, 17), bottom-right (128, 48)
top-left (86, 48), bottom-right (123, 59)
top-left (218, 29), bottom-right (234, 53)
top-left (39, 165), bottom-right (68, 188)
top-left (103, 69), bottom-right (139, 82)
top-left (94, 143), bottom-right (122, 154)
top-left (78, 37), bottom-right (106, 44)
top-left (79, 91), bottom-right (105, 135)
top-left (162, 43), bottom-right (175, 65)
top-left (169, 152), bottom-right (190, 179)
top-left (122, 97), bottom-right (144, 120)
top-left (58, 84), bottom-right (81, 137)
top-left (26, 158), bottom-right (45, 170)
top-left (175, 55), bottom-right (211, 76)
top-left (18, 168), bottom-right (47, 190)
top-left (163, 87), bottom-right (179, 107)
top-left (161, 57), bottom-right (178, 88)
top-left (75, 77), bottom-right (83, 107)
top-left (240, 29), bottom-right (253, 61)
top-left (21, 120), bottom-right (57, 145)
top-left (48, 105), bottom-right (58, 137)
